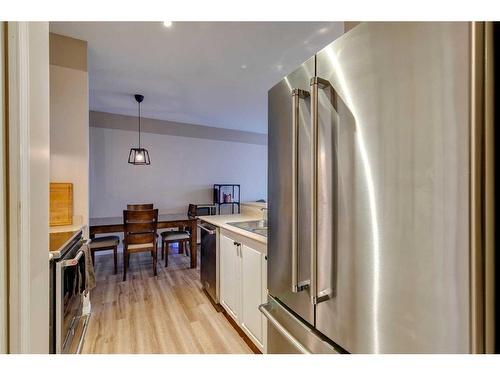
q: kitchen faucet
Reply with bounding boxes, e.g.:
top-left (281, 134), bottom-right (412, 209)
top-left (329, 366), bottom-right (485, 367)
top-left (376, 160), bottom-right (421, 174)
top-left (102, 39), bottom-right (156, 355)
top-left (260, 207), bottom-right (268, 221)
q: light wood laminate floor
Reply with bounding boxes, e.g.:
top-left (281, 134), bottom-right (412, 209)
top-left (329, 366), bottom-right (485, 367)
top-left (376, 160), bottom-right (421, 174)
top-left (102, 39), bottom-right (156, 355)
top-left (83, 246), bottom-right (253, 354)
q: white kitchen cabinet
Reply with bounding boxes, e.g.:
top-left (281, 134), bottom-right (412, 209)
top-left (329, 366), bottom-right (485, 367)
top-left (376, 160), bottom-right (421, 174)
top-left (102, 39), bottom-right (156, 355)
top-left (219, 233), bottom-right (240, 321)
top-left (241, 244), bottom-right (265, 346)
top-left (219, 229), bottom-right (267, 352)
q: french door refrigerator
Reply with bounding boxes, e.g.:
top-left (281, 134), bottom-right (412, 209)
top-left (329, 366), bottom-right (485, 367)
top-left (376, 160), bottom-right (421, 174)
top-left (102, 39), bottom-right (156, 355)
top-left (260, 22), bottom-right (494, 354)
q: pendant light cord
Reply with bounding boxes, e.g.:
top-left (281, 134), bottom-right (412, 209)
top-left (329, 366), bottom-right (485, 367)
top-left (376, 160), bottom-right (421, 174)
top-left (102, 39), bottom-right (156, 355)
top-left (138, 100), bottom-right (141, 148)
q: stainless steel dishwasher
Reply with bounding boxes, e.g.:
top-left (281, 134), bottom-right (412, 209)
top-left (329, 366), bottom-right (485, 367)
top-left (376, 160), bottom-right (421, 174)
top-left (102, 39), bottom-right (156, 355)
top-left (198, 221), bottom-right (218, 304)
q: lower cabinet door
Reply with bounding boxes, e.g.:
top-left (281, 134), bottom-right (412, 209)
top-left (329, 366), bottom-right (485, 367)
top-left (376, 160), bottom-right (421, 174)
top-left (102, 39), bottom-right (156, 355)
top-left (219, 234), bottom-right (240, 321)
top-left (241, 244), bottom-right (264, 348)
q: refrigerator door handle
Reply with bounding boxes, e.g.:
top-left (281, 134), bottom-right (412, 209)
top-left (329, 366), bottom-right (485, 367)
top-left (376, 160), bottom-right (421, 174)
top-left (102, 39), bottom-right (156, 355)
top-left (310, 76), bottom-right (334, 305)
top-left (291, 88), bottom-right (310, 293)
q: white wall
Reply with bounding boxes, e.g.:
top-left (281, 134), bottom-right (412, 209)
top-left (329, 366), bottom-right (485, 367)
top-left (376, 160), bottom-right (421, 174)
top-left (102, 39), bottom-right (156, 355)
top-left (50, 63), bottom-right (89, 225)
top-left (90, 127), bottom-right (267, 217)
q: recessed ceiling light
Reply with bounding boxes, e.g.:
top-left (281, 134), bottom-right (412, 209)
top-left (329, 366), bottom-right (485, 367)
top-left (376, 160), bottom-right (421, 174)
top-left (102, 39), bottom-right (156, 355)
top-left (241, 64), bottom-right (247, 69)
top-left (163, 21), bottom-right (173, 28)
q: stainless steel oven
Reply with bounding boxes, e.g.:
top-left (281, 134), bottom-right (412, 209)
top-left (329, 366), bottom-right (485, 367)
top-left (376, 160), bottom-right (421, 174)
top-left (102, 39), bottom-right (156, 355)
top-left (51, 231), bottom-right (91, 354)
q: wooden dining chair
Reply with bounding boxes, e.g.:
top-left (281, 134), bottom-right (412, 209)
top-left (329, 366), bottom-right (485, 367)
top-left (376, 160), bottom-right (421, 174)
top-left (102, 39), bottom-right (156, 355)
top-left (89, 235), bottom-right (120, 274)
top-left (123, 209), bottom-right (158, 281)
top-left (187, 204), bottom-right (197, 218)
top-left (160, 203), bottom-right (197, 265)
top-left (127, 203), bottom-right (154, 210)
top-left (127, 204), bottom-right (160, 244)
top-left (161, 230), bottom-right (190, 267)
top-left (178, 204), bottom-right (198, 254)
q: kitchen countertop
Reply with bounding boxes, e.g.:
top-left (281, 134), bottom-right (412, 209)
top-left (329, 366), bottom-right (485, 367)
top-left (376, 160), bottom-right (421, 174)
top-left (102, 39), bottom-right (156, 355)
top-left (240, 201), bottom-right (267, 209)
top-left (49, 223), bottom-right (86, 234)
top-left (49, 225), bottom-right (85, 259)
top-left (198, 214), bottom-right (267, 244)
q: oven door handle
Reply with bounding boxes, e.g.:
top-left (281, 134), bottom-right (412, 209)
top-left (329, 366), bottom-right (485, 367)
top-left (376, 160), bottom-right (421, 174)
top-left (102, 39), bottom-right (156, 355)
top-left (61, 249), bottom-right (84, 268)
top-left (61, 240), bottom-right (90, 268)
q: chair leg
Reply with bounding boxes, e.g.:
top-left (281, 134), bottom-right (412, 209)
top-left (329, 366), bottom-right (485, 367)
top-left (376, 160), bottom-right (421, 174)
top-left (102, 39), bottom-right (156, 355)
top-left (123, 251), bottom-right (128, 281)
top-left (91, 250), bottom-right (95, 266)
top-left (164, 242), bottom-right (169, 267)
top-left (113, 246), bottom-right (117, 275)
top-left (153, 249), bottom-right (157, 276)
top-left (161, 239), bottom-right (164, 260)
top-left (179, 240), bottom-right (183, 254)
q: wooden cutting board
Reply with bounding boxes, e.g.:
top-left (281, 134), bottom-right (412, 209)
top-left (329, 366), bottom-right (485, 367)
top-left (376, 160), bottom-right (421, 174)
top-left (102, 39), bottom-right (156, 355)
top-left (50, 182), bottom-right (73, 226)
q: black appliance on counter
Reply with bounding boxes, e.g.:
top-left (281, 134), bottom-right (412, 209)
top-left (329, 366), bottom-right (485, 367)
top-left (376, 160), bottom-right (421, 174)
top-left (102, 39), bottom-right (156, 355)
top-left (192, 204), bottom-right (217, 216)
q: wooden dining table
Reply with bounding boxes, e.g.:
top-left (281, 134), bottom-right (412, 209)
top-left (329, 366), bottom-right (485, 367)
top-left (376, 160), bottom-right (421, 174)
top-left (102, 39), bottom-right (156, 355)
top-left (89, 213), bottom-right (198, 269)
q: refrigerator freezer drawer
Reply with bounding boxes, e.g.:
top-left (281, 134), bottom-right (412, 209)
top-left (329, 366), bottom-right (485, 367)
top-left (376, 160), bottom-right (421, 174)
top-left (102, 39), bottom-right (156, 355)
top-left (260, 296), bottom-right (339, 354)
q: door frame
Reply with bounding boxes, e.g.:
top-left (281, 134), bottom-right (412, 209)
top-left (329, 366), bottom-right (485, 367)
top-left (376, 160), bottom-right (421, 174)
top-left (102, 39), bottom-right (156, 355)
top-left (6, 21), bottom-right (50, 354)
top-left (0, 21), bottom-right (8, 354)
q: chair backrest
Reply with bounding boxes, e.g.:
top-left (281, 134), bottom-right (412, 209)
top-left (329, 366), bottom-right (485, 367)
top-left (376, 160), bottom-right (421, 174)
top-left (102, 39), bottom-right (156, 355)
top-left (123, 209), bottom-right (158, 247)
top-left (127, 203), bottom-right (154, 210)
top-left (188, 204), bottom-right (197, 218)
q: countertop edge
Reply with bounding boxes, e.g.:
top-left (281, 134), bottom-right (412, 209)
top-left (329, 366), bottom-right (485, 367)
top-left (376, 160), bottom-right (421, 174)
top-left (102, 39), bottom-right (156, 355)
top-left (198, 214), bottom-right (268, 245)
top-left (49, 224), bottom-right (86, 234)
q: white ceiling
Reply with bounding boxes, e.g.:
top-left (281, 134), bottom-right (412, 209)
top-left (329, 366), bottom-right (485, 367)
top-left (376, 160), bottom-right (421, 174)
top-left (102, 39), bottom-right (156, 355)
top-left (49, 22), bottom-right (344, 134)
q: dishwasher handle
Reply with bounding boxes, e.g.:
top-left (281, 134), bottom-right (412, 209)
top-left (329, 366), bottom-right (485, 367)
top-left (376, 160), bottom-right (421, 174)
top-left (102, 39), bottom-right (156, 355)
top-left (198, 223), bottom-right (216, 235)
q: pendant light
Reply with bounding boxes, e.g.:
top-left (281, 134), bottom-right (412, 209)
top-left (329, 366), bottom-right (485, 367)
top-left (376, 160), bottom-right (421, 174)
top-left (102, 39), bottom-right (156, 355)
top-left (128, 94), bottom-right (151, 165)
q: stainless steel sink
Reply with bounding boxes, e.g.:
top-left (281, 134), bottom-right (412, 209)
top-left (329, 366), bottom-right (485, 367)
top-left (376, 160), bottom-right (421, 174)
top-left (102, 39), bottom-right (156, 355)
top-left (227, 220), bottom-right (268, 237)
top-left (252, 228), bottom-right (268, 237)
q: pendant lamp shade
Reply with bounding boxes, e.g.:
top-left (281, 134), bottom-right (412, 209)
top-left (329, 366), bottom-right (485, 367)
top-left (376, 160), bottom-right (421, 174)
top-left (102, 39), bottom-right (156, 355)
top-left (128, 147), bottom-right (150, 165)
top-left (128, 94), bottom-right (151, 165)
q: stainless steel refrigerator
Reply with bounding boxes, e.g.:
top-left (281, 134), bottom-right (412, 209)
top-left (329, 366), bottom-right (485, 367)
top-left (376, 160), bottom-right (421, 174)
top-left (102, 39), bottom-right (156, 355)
top-left (261, 22), bottom-right (494, 354)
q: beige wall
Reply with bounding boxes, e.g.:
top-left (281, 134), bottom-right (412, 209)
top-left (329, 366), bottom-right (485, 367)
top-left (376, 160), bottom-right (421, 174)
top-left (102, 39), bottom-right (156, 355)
top-left (49, 33), bottom-right (89, 226)
top-left (49, 32), bottom-right (87, 71)
top-left (90, 111), bottom-right (267, 145)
